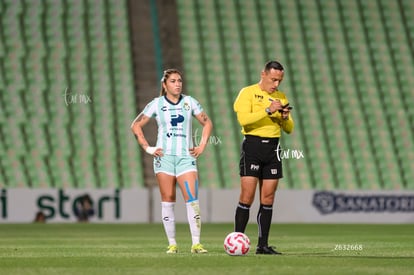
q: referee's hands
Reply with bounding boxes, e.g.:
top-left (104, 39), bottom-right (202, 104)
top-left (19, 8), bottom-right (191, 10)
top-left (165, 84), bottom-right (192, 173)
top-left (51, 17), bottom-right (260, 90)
top-left (281, 108), bottom-right (290, 120)
top-left (280, 104), bottom-right (291, 120)
top-left (268, 99), bottom-right (282, 113)
top-left (268, 99), bottom-right (291, 119)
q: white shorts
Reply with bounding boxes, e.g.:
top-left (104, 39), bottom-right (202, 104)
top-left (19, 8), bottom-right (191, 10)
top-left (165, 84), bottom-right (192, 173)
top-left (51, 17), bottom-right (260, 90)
top-left (153, 155), bottom-right (197, 177)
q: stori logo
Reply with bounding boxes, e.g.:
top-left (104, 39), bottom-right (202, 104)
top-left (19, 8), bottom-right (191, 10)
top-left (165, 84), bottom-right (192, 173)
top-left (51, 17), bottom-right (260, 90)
top-left (0, 189), bottom-right (120, 220)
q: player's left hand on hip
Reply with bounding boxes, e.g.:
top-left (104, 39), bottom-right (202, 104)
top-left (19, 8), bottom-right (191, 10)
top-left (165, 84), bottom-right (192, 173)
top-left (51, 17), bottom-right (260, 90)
top-left (189, 147), bottom-right (203, 158)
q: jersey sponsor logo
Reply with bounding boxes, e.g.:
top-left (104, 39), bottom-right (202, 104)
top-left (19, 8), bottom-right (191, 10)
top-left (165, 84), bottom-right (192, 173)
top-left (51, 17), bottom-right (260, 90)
top-left (254, 94), bottom-right (264, 100)
top-left (161, 106), bottom-right (183, 112)
top-left (170, 114), bottom-right (184, 126)
top-left (166, 132), bottom-right (187, 138)
top-left (250, 164), bottom-right (260, 171)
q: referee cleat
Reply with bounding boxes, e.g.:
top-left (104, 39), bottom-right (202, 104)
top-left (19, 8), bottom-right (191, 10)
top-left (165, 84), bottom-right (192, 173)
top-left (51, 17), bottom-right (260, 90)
top-left (166, 244), bottom-right (178, 254)
top-left (191, 243), bottom-right (208, 254)
top-left (256, 246), bottom-right (282, 255)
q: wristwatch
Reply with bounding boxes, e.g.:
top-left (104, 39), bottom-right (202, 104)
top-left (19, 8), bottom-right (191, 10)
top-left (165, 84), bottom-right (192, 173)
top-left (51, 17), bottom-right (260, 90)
top-left (265, 107), bottom-right (272, 115)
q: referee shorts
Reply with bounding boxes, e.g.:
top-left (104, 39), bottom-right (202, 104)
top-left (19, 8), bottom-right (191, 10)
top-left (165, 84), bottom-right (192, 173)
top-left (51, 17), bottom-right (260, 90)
top-left (239, 135), bottom-right (283, 179)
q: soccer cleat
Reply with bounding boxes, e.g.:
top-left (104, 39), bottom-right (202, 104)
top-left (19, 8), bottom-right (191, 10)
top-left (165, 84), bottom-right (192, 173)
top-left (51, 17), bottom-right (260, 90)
top-left (191, 243), bottom-right (208, 254)
top-left (166, 244), bottom-right (178, 254)
top-left (255, 246), bottom-right (282, 255)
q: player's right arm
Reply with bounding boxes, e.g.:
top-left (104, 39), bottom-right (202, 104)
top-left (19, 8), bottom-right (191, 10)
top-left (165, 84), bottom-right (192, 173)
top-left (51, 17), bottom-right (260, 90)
top-left (131, 113), bottom-right (163, 156)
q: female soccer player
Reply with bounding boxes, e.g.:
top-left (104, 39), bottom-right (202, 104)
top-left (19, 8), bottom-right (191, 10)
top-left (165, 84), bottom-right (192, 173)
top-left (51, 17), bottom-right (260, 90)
top-left (131, 69), bottom-right (213, 254)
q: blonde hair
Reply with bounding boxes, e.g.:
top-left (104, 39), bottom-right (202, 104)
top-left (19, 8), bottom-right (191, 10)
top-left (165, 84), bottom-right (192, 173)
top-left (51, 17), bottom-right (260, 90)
top-left (159, 68), bottom-right (183, 96)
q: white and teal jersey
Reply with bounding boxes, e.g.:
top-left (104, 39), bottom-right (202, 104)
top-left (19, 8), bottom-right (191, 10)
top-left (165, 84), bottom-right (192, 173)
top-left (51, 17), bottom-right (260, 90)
top-left (142, 95), bottom-right (203, 156)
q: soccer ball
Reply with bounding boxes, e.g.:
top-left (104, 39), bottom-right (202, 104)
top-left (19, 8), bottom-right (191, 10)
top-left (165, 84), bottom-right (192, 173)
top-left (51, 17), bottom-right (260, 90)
top-left (223, 232), bottom-right (250, 256)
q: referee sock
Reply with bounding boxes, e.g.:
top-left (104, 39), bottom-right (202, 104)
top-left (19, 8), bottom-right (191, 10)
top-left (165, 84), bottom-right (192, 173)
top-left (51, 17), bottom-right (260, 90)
top-left (257, 204), bottom-right (273, 247)
top-left (235, 202), bottom-right (250, 233)
top-left (161, 202), bottom-right (176, 246)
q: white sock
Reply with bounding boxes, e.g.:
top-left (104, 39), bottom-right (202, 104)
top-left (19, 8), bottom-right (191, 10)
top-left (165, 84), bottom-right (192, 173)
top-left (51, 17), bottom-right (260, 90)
top-left (161, 201), bottom-right (176, 246)
top-left (186, 200), bottom-right (201, 245)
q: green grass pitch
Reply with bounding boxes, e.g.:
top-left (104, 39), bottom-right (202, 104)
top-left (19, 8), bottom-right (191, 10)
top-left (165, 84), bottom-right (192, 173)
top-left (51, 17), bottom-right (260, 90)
top-left (0, 223), bottom-right (413, 275)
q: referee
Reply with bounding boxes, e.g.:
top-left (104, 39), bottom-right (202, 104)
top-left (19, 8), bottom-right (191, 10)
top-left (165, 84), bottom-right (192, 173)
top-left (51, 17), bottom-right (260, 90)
top-left (233, 61), bottom-right (294, 255)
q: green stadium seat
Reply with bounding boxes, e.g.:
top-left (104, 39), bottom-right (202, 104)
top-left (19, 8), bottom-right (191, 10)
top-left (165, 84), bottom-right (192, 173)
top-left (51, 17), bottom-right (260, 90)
top-left (44, 0), bottom-right (414, 191)
top-left (0, 57), bottom-right (5, 91)
top-left (1, 0), bottom-right (411, 191)
top-left (0, 31), bottom-right (4, 58)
